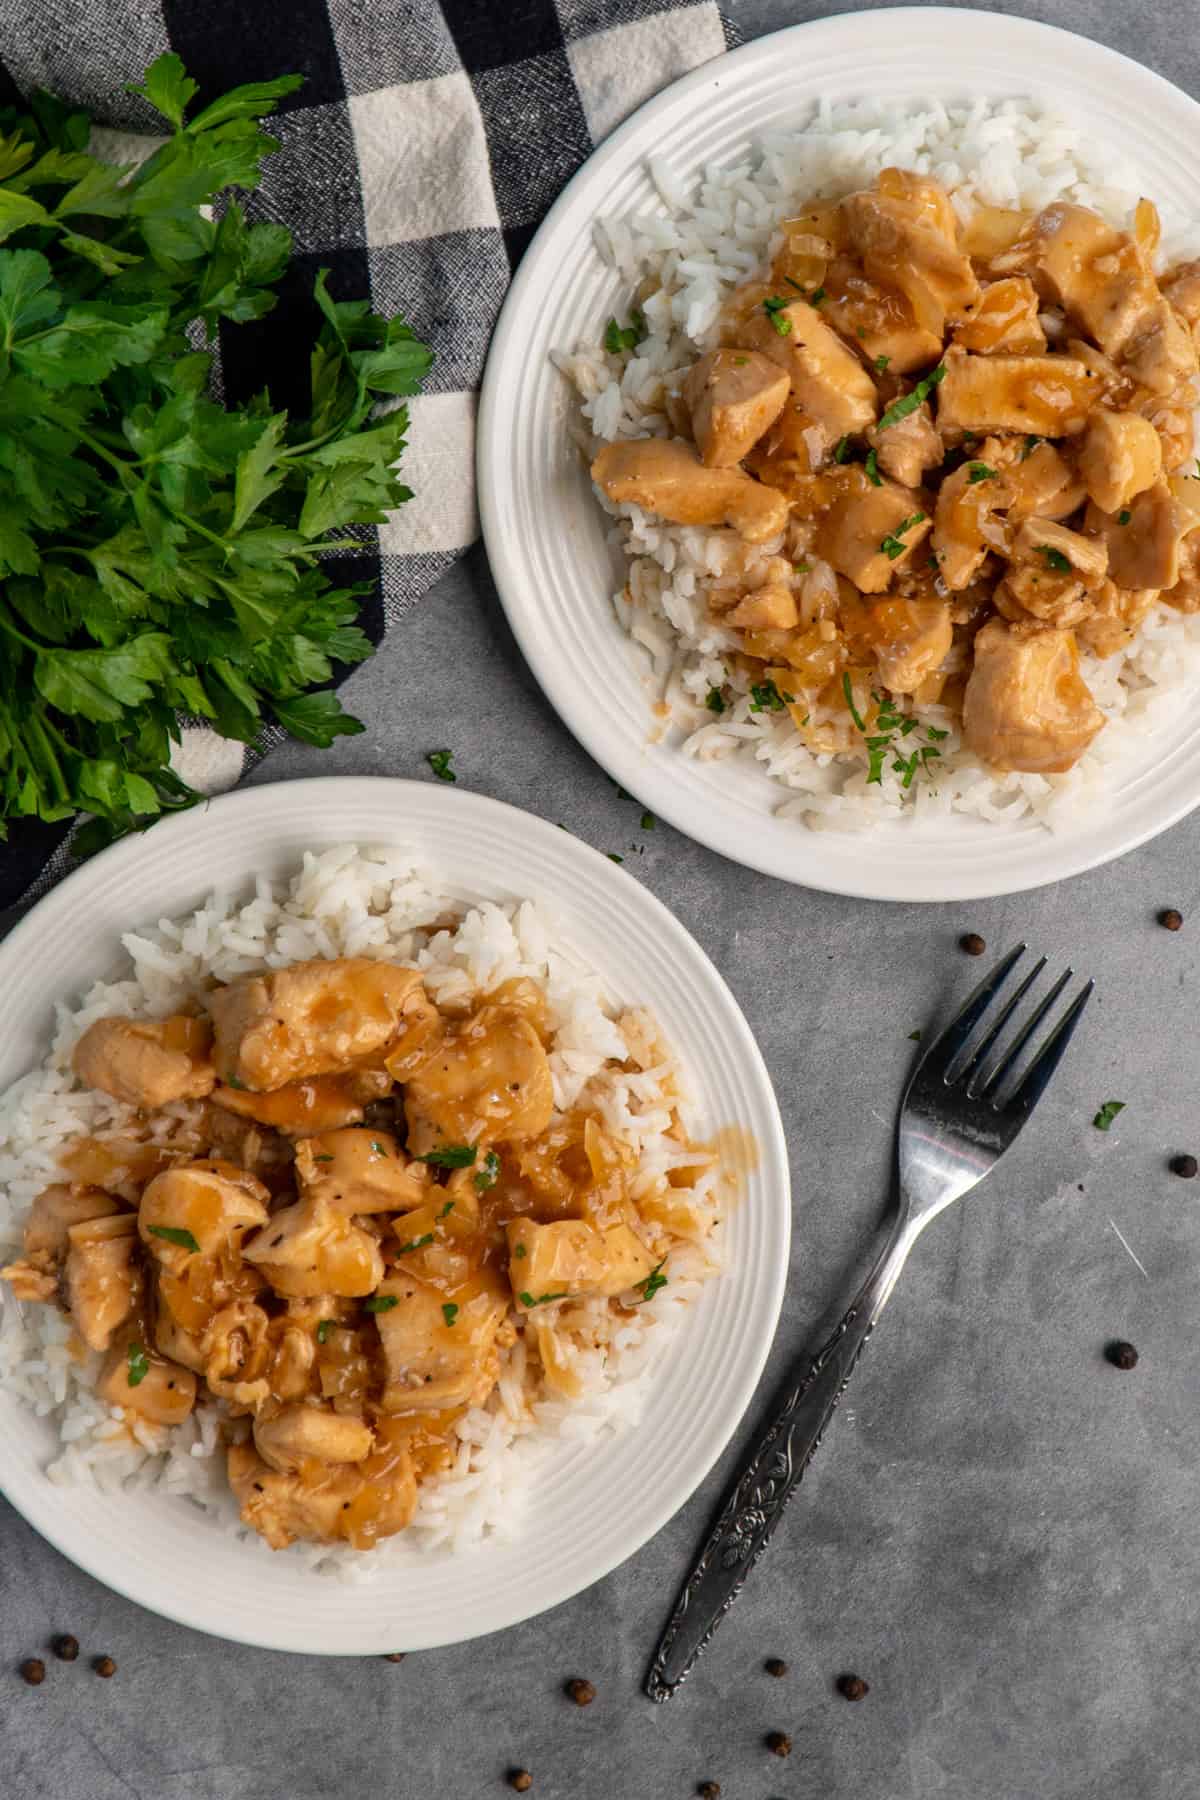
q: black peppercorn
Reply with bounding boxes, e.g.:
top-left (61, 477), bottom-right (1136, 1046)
top-left (1106, 1340), bottom-right (1138, 1370)
top-left (19, 1659), bottom-right (45, 1686)
top-left (93, 1655), bottom-right (116, 1678)
top-left (837, 1672), bottom-right (870, 1701)
top-left (766, 1731), bottom-right (792, 1757)
top-left (382, 1652), bottom-right (406, 1663)
top-left (960, 932), bottom-right (986, 956)
top-left (1171, 1153), bottom-right (1198, 1179)
top-left (52, 1635), bottom-right (79, 1663)
top-left (698, 1784), bottom-right (721, 1799)
top-left (764, 1656), bottom-right (788, 1677)
top-left (507, 1772), bottom-right (533, 1793)
top-left (1159, 909), bottom-right (1183, 931)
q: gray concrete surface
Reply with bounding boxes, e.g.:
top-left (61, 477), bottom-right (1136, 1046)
top-left (6, 5), bottom-right (1200, 1796)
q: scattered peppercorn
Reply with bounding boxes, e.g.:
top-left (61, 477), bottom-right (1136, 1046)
top-left (960, 932), bottom-right (986, 956)
top-left (1106, 1340), bottom-right (1139, 1370)
top-left (382, 1652), bottom-right (406, 1663)
top-left (1159, 908), bottom-right (1183, 931)
top-left (19, 1659), bottom-right (45, 1686)
top-left (764, 1655), bottom-right (788, 1677)
top-left (507, 1772), bottom-right (533, 1793)
top-left (52, 1635), bottom-right (79, 1663)
top-left (698, 1783), bottom-right (722, 1799)
top-left (1171, 1153), bottom-right (1198, 1179)
top-left (565, 1677), bottom-right (596, 1706)
top-left (837, 1673), bottom-right (870, 1701)
top-left (766, 1731), bottom-right (792, 1757)
top-left (93, 1655), bottom-right (116, 1678)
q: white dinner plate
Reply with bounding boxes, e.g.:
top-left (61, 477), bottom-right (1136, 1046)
top-left (478, 7), bottom-right (1200, 901)
top-left (0, 779), bottom-right (789, 1654)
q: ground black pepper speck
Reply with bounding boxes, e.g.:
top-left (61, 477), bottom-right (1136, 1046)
top-left (1106, 1340), bottom-right (1139, 1370)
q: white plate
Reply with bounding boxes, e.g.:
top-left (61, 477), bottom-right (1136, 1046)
top-left (478, 7), bottom-right (1200, 901)
top-left (0, 780), bottom-right (788, 1654)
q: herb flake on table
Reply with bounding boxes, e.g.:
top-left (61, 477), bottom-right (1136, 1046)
top-left (1093, 1100), bottom-right (1126, 1131)
top-left (426, 749), bottom-right (456, 783)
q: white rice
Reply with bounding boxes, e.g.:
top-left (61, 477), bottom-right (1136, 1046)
top-left (555, 97), bottom-right (1200, 835)
top-left (0, 845), bottom-right (723, 1577)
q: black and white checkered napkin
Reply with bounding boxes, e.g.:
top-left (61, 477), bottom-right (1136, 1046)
top-left (0, 0), bottom-right (738, 910)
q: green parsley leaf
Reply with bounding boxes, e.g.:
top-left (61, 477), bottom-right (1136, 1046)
top-left (604, 312), bottom-right (646, 355)
top-left (418, 1144), bottom-right (477, 1169)
top-left (749, 679), bottom-right (793, 713)
top-left (519, 1290), bottom-right (569, 1308)
top-left (634, 1259), bottom-right (668, 1302)
top-left (365, 1295), bottom-right (399, 1313)
top-left (864, 449), bottom-right (881, 487)
top-left (426, 748), bottom-right (456, 783)
top-left (371, 1139), bottom-right (389, 1156)
top-left (127, 1342), bottom-right (149, 1388)
top-left (1021, 434), bottom-right (1042, 461)
top-left (876, 363), bottom-right (945, 432)
top-left (313, 1153), bottom-right (335, 1163)
top-left (874, 354), bottom-right (891, 372)
top-left (966, 463), bottom-right (997, 484)
top-left (394, 1233), bottom-right (435, 1256)
top-left (474, 1150), bottom-right (501, 1193)
top-left (1093, 1100), bottom-right (1125, 1132)
top-left (793, 559), bottom-right (811, 575)
top-left (841, 671), bottom-right (867, 733)
top-left (809, 286), bottom-right (826, 306)
top-left (640, 811), bottom-right (655, 830)
top-left (514, 1243), bottom-right (528, 1259)
top-left (908, 1029), bottom-right (922, 1042)
top-left (608, 852), bottom-right (624, 863)
top-left (762, 296), bottom-right (792, 336)
top-left (1037, 545), bottom-right (1072, 574)
top-left (442, 1303), bottom-right (459, 1327)
top-left (879, 513), bottom-right (926, 560)
top-left (705, 687), bottom-right (726, 714)
top-left (1118, 509), bottom-right (1132, 525)
top-left (316, 1319), bottom-right (334, 1344)
top-left (147, 1224), bottom-right (200, 1253)
top-left (833, 434), bottom-right (851, 463)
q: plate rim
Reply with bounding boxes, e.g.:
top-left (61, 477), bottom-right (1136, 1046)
top-left (0, 775), bottom-right (791, 1653)
top-left (477, 6), bottom-right (1200, 902)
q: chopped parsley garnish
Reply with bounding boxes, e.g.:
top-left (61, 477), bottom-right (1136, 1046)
top-left (426, 748), bottom-right (456, 784)
top-left (442, 1303), bottom-right (459, 1327)
top-left (841, 671), bottom-right (867, 732)
top-left (316, 1319), bottom-right (334, 1344)
top-left (1093, 1100), bottom-right (1125, 1132)
top-left (876, 362), bottom-right (945, 432)
top-left (474, 1150), bottom-right (501, 1193)
top-left (809, 286), bottom-right (826, 306)
top-left (845, 683), bottom-right (947, 787)
top-left (864, 449), bottom-right (881, 487)
top-left (733, 355), bottom-right (748, 366)
top-left (908, 1029), bottom-right (922, 1042)
top-left (313, 1154), bottom-right (335, 1163)
top-left (148, 1225), bottom-right (200, 1253)
top-left (371, 1140), bottom-right (389, 1156)
top-left (793, 559), bottom-right (811, 575)
top-left (604, 312), bottom-right (646, 354)
top-left (418, 1144), bottom-right (477, 1168)
top-left (749, 680), bottom-right (793, 713)
top-left (874, 354), bottom-right (891, 372)
top-left (762, 296), bottom-right (793, 336)
top-left (1118, 509), bottom-right (1132, 525)
top-left (1021, 434), bottom-right (1042, 461)
top-left (634, 1260), bottom-right (668, 1303)
top-left (967, 463), bottom-right (998, 484)
top-left (834, 434), bottom-right (851, 463)
top-left (1037, 545), bottom-right (1072, 574)
top-left (608, 852), bottom-right (624, 863)
top-left (514, 1243), bottom-right (528, 1259)
top-left (880, 513), bottom-right (926, 560)
top-left (438, 1200), bottom-right (456, 1219)
top-left (640, 811), bottom-right (655, 830)
top-left (127, 1343), bottom-right (149, 1388)
top-left (224, 1075), bottom-right (248, 1091)
top-left (365, 1295), bottom-right (399, 1313)
top-left (394, 1232), bottom-right (435, 1255)
top-left (519, 1290), bottom-right (569, 1308)
top-left (705, 687), bottom-right (726, 714)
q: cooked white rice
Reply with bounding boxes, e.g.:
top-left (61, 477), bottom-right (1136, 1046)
top-left (0, 845), bottom-right (723, 1576)
top-left (555, 97), bottom-right (1200, 834)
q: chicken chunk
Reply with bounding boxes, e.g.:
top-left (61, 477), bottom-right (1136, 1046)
top-left (817, 258), bottom-right (943, 374)
top-left (1088, 480), bottom-right (1199, 591)
top-left (963, 619), bottom-right (1104, 773)
top-left (725, 584), bottom-right (799, 631)
top-left (936, 348), bottom-right (1097, 436)
top-left (139, 1160), bottom-right (270, 1266)
top-left (375, 1271), bottom-right (508, 1414)
top-left (210, 1069), bottom-right (392, 1135)
top-left (815, 468), bottom-right (932, 593)
top-left (682, 349), bottom-right (790, 467)
top-left (506, 1219), bottom-right (655, 1303)
top-left (209, 958), bottom-right (431, 1092)
top-left (1077, 579), bottom-right (1160, 655)
top-left (1077, 410), bottom-right (1163, 514)
top-left (227, 1442), bottom-right (409, 1552)
top-left (1004, 441), bottom-right (1086, 521)
top-left (22, 1183), bottom-right (123, 1258)
top-left (1121, 299), bottom-right (1198, 397)
top-left (72, 1015), bottom-right (214, 1110)
top-left (952, 278), bottom-right (1046, 355)
top-left (98, 1344), bottom-right (196, 1426)
top-left (405, 1005), bottom-right (554, 1158)
top-left (931, 454), bottom-right (1007, 591)
top-left (843, 173), bottom-right (979, 337)
top-left (852, 597), bottom-right (953, 695)
top-left (867, 402), bottom-right (941, 488)
top-left (1160, 528), bottom-right (1200, 614)
top-left (294, 1128), bottom-right (430, 1215)
top-left (1000, 203), bottom-right (1156, 355)
top-left (242, 1196), bottom-right (384, 1299)
top-left (202, 1299), bottom-right (274, 1409)
top-left (1162, 259), bottom-right (1200, 333)
top-left (1012, 518), bottom-right (1108, 590)
top-left (64, 1214), bottom-right (141, 1352)
top-left (591, 438), bottom-right (788, 543)
top-left (731, 297), bottom-right (878, 449)
top-left (253, 1401), bottom-right (373, 1474)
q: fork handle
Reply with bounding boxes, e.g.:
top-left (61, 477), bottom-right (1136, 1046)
top-left (644, 1213), bottom-right (919, 1701)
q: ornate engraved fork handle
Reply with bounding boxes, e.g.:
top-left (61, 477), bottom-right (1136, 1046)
top-left (645, 1214), bottom-right (918, 1701)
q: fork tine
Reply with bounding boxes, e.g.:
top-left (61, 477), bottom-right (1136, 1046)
top-left (978, 965), bottom-right (1073, 1098)
top-left (960, 955), bottom-right (1047, 1092)
top-left (926, 943), bottom-right (1026, 1079)
top-left (1002, 978), bottom-right (1095, 1116)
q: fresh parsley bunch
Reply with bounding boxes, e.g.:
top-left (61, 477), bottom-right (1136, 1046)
top-left (0, 53), bottom-right (431, 853)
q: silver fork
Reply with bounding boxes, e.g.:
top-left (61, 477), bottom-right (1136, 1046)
top-left (645, 944), bottom-right (1094, 1701)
